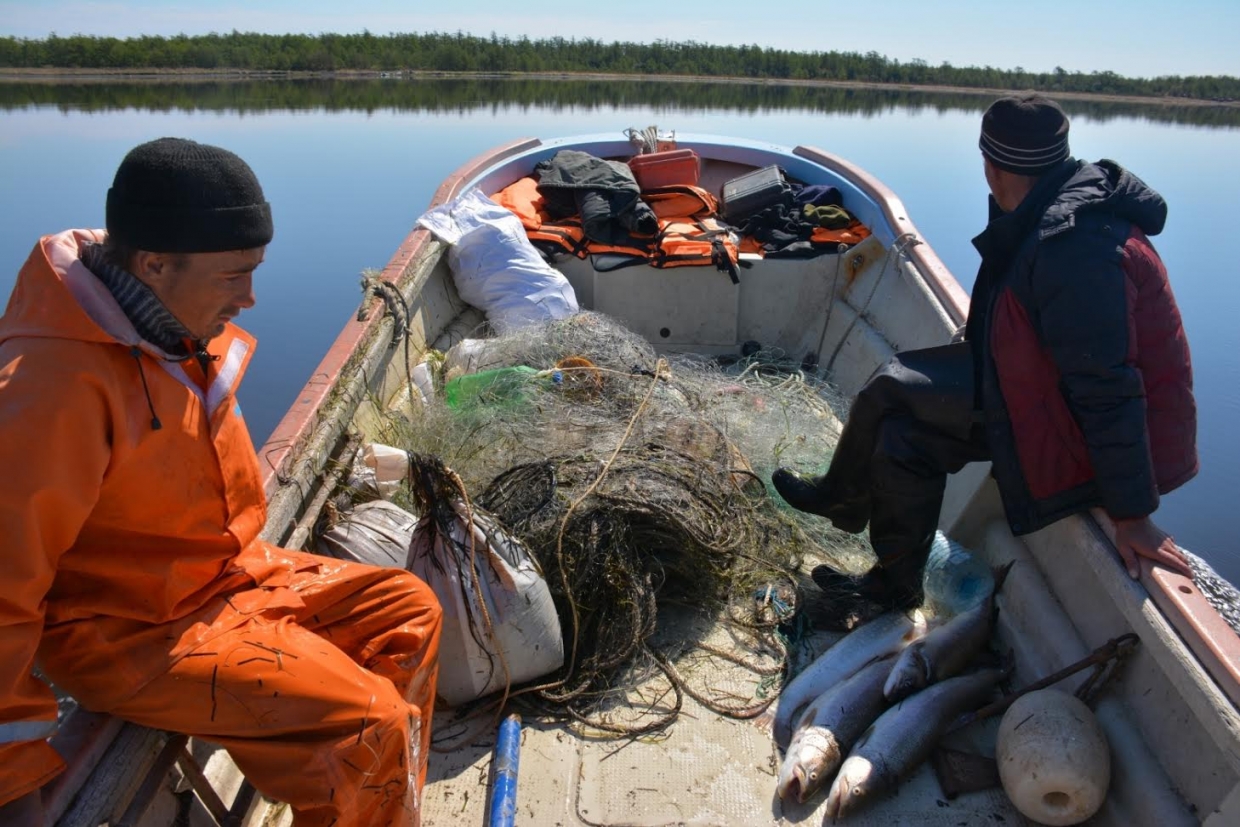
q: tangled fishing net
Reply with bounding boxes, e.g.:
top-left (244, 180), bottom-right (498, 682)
top-left (369, 312), bottom-right (876, 734)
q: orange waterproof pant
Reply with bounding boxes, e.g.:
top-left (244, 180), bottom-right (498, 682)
top-left (97, 553), bottom-right (442, 827)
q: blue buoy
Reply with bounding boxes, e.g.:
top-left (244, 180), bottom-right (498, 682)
top-left (487, 713), bottom-right (522, 827)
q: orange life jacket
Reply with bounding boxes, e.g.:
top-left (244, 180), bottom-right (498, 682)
top-left (810, 220), bottom-right (872, 248)
top-left (640, 184), bottom-right (719, 220)
top-left (491, 176), bottom-right (545, 231)
top-left (493, 178), bottom-right (739, 280)
top-left (491, 177), bottom-right (652, 260)
top-left (590, 216), bottom-right (743, 283)
top-left (649, 216), bottom-right (741, 283)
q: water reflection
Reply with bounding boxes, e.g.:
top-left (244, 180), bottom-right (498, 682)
top-left (1, 81), bottom-right (1235, 581)
top-left (3, 77), bottom-right (1239, 127)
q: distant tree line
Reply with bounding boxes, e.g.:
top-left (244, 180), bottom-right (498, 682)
top-left (2, 31), bottom-right (1237, 101)
top-left (4, 78), bottom-right (1238, 129)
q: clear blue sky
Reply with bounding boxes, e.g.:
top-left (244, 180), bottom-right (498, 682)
top-left (2, 0), bottom-right (1237, 80)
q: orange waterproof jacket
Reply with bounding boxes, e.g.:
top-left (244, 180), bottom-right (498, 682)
top-left (0, 230), bottom-right (295, 804)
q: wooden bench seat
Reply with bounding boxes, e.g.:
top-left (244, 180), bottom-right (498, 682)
top-left (46, 710), bottom-right (257, 827)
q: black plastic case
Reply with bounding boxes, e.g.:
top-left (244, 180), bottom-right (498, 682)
top-left (721, 164), bottom-right (791, 224)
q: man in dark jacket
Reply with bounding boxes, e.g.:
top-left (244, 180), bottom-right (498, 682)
top-left (773, 94), bottom-right (1196, 608)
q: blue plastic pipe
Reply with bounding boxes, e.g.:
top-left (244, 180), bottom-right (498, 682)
top-left (487, 713), bottom-right (522, 827)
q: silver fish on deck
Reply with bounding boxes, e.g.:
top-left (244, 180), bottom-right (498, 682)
top-left (824, 667), bottom-right (1004, 821)
top-left (775, 656), bottom-right (893, 804)
top-left (882, 563), bottom-right (1010, 702)
top-left (770, 609), bottom-right (929, 747)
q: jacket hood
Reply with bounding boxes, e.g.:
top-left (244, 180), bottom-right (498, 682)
top-left (0, 229), bottom-right (185, 361)
top-left (1040, 159), bottom-right (1167, 237)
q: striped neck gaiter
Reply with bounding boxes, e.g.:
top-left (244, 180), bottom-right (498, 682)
top-left (80, 242), bottom-right (195, 359)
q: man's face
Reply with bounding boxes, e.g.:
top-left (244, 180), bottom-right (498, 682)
top-left (983, 154), bottom-right (1002, 205)
top-left (135, 247), bottom-right (264, 340)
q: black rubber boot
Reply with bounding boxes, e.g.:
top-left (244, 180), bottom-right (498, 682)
top-left (811, 556), bottom-right (925, 612)
top-left (810, 563), bottom-right (887, 601)
top-left (771, 468), bottom-right (868, 533)
top-left (880, 553), bottom-right (926, 611)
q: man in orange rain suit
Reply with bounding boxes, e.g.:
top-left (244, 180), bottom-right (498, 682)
top-left (0, 138), bottom-right (442, 827)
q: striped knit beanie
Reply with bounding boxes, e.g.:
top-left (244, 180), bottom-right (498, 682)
top-left (979, 94), bottom-right (1070, 177)
top-left (106, 137), bottom-right (273, 253)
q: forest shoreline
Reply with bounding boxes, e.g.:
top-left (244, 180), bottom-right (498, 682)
top-left (3, 67), bottom-right (1237, 108)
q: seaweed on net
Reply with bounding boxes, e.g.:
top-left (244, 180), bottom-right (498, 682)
top-left (383, 312), bottom-right (877, 733)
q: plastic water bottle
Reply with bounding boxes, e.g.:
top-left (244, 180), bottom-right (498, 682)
top-left (922, 531), bottom-right (995, 617)
top-left (444, 365), bottom-right (562, 410)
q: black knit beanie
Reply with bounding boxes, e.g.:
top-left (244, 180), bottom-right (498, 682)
top-left (106, 137), bottom-right (273, 253)
top-left (979, 95), bottom-right (1071, 177)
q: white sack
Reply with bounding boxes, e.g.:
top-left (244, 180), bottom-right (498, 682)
top-left (417, 188), bottom-right (578, 334)
top-left (408, 498), bottom-right (564, 706)
top-left (316, 500), bottom-right (418, 569)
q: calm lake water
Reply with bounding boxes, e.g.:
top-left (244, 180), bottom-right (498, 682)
top-left (1, 79), bottom-right (1237, 583)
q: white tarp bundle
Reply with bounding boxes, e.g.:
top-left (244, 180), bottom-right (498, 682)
top-left (417, 188), bottom-right (579, 334)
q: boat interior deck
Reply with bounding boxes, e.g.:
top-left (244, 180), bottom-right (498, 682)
top-left (423, 613), bottom-right (1030, 827)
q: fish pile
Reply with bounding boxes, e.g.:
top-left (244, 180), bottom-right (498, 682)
top-left (769, 548), bottom-right (1011, 820)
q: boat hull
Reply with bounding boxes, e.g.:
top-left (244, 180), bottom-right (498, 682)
top-left (241, 134), bottom-right (1240, 826)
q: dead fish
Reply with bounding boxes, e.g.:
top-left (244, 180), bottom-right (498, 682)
top-left (824, 667), bottom-right (1003, 821)
top-left (775, 656), bottom-right (893, 804)
top-left (882, 564), bottom-right (1011, 702)
top-left (769, 609), bottom-right (930, 748)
